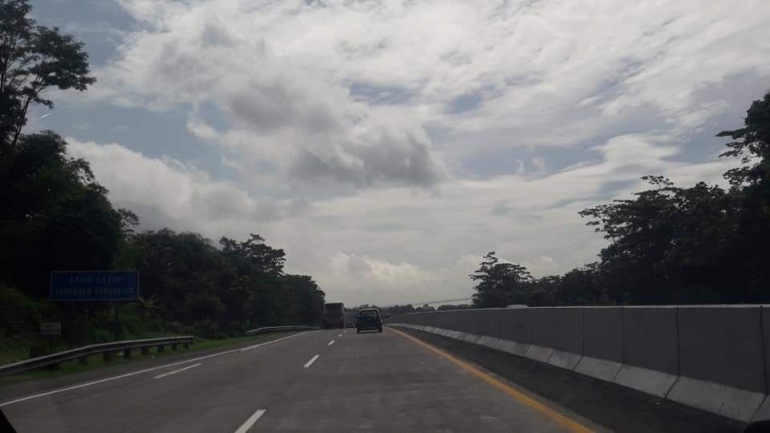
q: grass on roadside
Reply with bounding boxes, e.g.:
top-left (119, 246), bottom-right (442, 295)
top-left (0, 333), bottom-right (295, 387)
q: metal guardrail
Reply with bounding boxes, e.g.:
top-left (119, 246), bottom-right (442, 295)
top-left (0, 326), bottom-right (318, 377)
top-left (245, 325), bottom-right (319, 336)
top-left (0, 336), bottom-right (195, 377)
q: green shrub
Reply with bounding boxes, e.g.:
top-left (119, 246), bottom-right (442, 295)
top-left (0, 285), bottom-right (41, 345)
top-left (192, 319), bottom-right (220, 339)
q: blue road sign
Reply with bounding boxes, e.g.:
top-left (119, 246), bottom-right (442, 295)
top-left (50, 271), bottom-right (139, 301)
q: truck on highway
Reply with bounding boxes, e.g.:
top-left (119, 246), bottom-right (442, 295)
top-left (323, 302), bottom-right (345, 329)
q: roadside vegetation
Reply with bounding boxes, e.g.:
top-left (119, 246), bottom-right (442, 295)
top-left (0, 0), bottom-right (325, 365)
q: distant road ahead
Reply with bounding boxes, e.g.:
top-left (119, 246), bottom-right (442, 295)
top-left (1, 328), bottom-right (595, 432)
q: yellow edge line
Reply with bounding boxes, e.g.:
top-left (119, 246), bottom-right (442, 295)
top-left (389, 327), bottom-right (594, 433)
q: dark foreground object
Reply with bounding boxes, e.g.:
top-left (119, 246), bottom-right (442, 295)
top-left (398, 327), bottom-right (746, 433)
top-left (0, 409), bottom-right (16, 433)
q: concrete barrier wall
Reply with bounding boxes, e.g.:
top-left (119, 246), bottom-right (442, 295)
top-left (478, 309), bottom-right (502, 338)
top-left (667, 305), bottom-right (767, 420)
top-left (677, 306), bottom-right (764, 393)
top-left (582, 307), bottom-right (622, 363)
top-left (575, 307), bottom-right (624, 381)
top-left (428, 311), bottom-right (451, 330)
top-left (499, 308), bottom-right (531, 343)
top-left (622, 306), bottom-right (679, 374)
top-left (529, 308), bottom-right (556, 348)
top-left (527, 307), bottom-right (584, 369)
top-left (452, 310), bottom-right (478, 334)
top-left (550, 308), bottom-right (583, 354)
top-left (387, 304), bottom-right (770, 423)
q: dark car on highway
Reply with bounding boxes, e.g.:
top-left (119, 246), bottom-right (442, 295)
top-left (355, 308), bottom-right (383, 333)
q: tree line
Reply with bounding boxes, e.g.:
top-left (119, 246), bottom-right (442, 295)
top-left (470, 90), bottom-right (770, 308)
top-left (0, 0), bottom-right (325, 360)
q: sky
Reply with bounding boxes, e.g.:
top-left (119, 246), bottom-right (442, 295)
top-left (25, 0), bottom-right (770, 306)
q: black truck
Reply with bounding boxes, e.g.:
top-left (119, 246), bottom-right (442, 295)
top-left (323, 302), bottom-right (345, 329)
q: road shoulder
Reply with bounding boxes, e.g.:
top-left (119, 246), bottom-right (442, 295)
top-left (393, 326), bottom-right (745, 433)
top-left (0, 332), bottom-right (302, 403)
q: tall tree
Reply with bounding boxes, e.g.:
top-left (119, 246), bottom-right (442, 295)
top-left (715, 90), bottom-right (770, 295)
top-left (0, 0), bottom-right (95, 145)
top-left (0, 131), bottom-right (123, 298)
top-left (220, 234), bottom-right (286, 278)
top-left (470, 252), bottom-right (532, 308)
top-left (579, 176), bottom-right (742, 303)
top-left (717, 92), bottom-right (770, 188)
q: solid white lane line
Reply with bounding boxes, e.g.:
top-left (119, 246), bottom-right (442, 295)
top-left (154, 363), bottom-right (201, 379)
top-left (0, 352), bottom-right (236, 408)
top-left (239, 331), bottom-right (308, 352)
top-left (304, 354), bottom-right (320, 369)
top-left (328, 340), bottom-right (335, 346)
top-left (0, 331), bottom-right (315, 408)
top-left (234, 409), bottom-right (267, 433)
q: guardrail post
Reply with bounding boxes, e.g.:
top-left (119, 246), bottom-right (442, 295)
top-left (103, 352), bottom-right (111, 362)
top-left (123, 348), bottom-right (131, 359)
top-left (141, 347), bottom-right (149, 355)
top-left (157, 344), bottom-right (164, 353)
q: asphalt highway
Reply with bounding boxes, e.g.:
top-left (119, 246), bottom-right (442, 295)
top-left (0, 328), bottom-right (600, 432)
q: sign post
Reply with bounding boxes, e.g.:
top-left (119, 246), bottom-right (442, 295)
top-left (50, 271), bottom-right (139, 302)
top-left (40, 322), bottom-right (61, 354)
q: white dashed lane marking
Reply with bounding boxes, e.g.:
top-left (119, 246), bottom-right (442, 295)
top-left (304, 355), bottom-right (320, 369)
top-left (234, 409), bottom-right (266, 433)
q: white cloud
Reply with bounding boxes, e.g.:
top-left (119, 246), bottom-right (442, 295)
top-left (186, 117), bottom-right (219, 141)
top-left (66, 138), bottom-right (308, 235)
top-left (52, 0), bottom-right (770, 305)
top-left (87, 0), bottom-right (770, 187)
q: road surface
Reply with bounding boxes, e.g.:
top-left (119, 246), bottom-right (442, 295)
top-left (0, 328), bottom-right (597, 432)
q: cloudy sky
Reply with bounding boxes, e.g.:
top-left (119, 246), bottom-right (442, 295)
top-left (27, 0), bottom-right (770, 306)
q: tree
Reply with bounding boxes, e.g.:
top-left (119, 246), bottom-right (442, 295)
top-left (578, 171), bottom-right (764, 304)
top-left (555, 265), bottom-right (603, 305)
top-left (470, 252), bottom-right (532, 308)
top-left (284, 274), bottom-right (326, 326)
top-left (716, 91), bottom-right (770, 295)
top-left (0, 0), bottom-right (95, 145)
top-left (717, 91), bottom-right (770, 188)
top-left (131, 294), bottom-right (161, 320)
top-left (220, 234), bottom-right (286, 278)
top-left (0, 131), bottom-right (123, 298)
